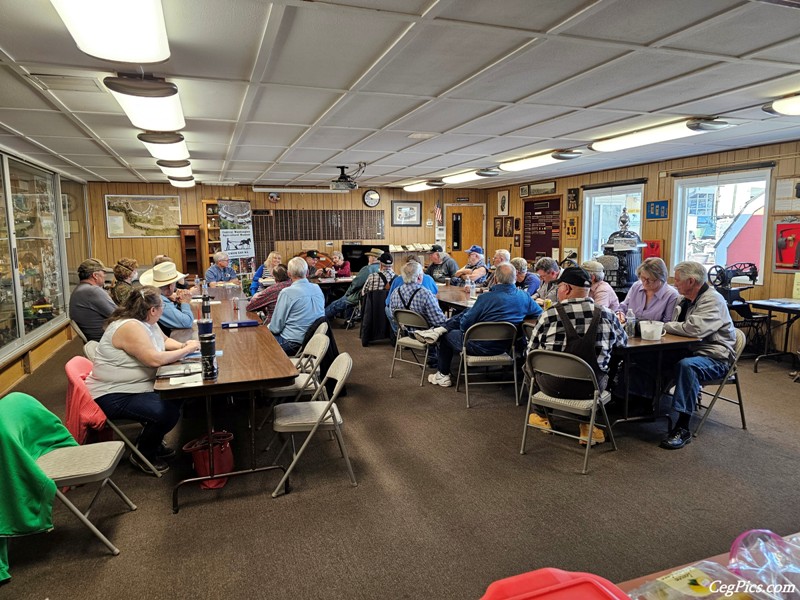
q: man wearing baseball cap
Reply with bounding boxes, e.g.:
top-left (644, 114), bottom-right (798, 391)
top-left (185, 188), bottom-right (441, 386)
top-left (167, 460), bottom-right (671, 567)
top-left (68, 258), bottom-right (116, 341)
top-left (140, 261), bottom-right (194, 335)
top-left (452, 245), bottom-right (488, 286)
top-left (426, 244), bottom-right (458, 283)
top-left (526, 266), bottom-right (627, 446)
top-left (361, 253), bottom-right (396, 295)
top-left (325, 248), bottom-right (382, 321)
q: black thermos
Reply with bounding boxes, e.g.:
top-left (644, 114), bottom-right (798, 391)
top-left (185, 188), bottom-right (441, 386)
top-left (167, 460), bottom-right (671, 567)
top-left (199, 333), bottom-right (218, 380)
top-left (201, 294), bottom-right (211, 320)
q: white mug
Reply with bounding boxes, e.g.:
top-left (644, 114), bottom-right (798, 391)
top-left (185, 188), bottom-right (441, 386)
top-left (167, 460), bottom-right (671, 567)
top-left (640, 320), bottom-right (666, 341)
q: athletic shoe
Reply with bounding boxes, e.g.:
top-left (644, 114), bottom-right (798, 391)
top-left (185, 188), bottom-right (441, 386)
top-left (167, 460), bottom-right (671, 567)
top-left (427, 372), bottom-right (452, 387)
top-left (129, 452), bottom-right (169, 474)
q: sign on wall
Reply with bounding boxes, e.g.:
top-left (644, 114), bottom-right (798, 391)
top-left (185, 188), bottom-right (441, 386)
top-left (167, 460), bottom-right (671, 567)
top-left (218, 199), bottom-right (255, 275)
top-left (645, 200), bottom-right (669, 220)
top-left (104, 195), bottom-right (181, 238)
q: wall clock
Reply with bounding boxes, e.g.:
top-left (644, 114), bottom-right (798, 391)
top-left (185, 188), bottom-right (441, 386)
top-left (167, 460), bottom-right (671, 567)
top-left (363, 189), bottom-right (380, 207)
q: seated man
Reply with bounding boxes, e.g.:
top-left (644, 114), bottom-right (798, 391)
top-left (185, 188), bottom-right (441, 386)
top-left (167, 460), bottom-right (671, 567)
top-left (656, 261), bottom-right (737, 450)
top-left (154, 254), bottom-right (199, 293)
top-left (389, 260), bottom-right (446, 340)
top-left (511, 257), bottom-right (540, 296)
top-left (426, 245), bottom-right (459, 283)
top-left (581, 260), bottom-right (619, 311)
top-left (362, 253), bottom-right (396, 295)
top-left (268, 257), bottom-right (325, 355)
top-left (416, 263), bottom-right (542, 388)
top-left (532, 257), bottom-right (560, 306)
top-left (482, 249), bottom-right (511, 288)
top-left (526, 266), bottom-right (627, 445)
top-left (386, 257), bottom-right (438, 333)
top-left (304, 250), bottom-right (324, 279)
top-left (325, 248), bottom-right (382, 320)
top-left (68, 258), bottom-right (116, 342)
top-left (246, 264), bottom-right (290, 325)
top-left (139, 262), bottom-right (194, 336)
top-left (205, 251), bottom-right (240, 287)
top-left (451, 245), bottom-right (488, 286)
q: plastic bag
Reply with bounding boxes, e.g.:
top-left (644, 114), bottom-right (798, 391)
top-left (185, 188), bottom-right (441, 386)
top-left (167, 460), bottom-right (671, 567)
top-left (729, 529), bottom-right (800, 599)
top-left (628, 560), bottom-right (776, 599)
top-left (182, 431), bottom-right (234, 489)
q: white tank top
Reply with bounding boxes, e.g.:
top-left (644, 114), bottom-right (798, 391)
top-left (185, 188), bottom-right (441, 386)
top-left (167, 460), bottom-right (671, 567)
top-left (85, 319), bottom-right (165, 399)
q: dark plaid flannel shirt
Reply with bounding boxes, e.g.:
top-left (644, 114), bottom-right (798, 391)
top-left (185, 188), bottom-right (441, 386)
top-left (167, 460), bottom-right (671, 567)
top-left (527, 297), bottom-right (627, 372)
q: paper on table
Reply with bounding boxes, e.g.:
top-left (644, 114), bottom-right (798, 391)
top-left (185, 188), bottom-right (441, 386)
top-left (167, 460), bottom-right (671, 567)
top-left (190, 299), bottom-right (221, 304)
top-left (168, 373), bottom-right (203, 387)
top-left (185, 350), bottom-right (223, 359)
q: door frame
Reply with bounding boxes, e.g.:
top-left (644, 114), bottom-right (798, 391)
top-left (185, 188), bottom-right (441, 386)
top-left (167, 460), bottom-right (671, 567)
top-left (443, 202), bottom-right (485, 260)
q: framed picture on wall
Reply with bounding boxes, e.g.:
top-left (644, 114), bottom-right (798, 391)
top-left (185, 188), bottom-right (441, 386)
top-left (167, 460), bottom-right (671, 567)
top-left (519, 185), bottom-right (529, 198)
top-left (104, 195), bottom-right (181, 238)
top-left (494, 217), bottom-right (503, 237)
top-left (774, 218), bottom-right (800, 272)
top-left (504, 217), bottom-right (514, 237)
top-left (529, 181), bottom-right (556, 196)
top-left (497, 190), bottom-right (509, 216)
top-left (514, 234), bottom-right (520, 247)
top-left (391, 200), bottom-right (422, 227)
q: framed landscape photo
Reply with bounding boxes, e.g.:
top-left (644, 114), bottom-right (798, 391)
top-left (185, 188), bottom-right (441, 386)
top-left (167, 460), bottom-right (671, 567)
top-left (392, 200), bottom-right (422, 227)
top-left (529, 181), bottom-right (556, 196)
top-left (497, 190), bottom-right (509, 216)
top-left (519, 185), bottom-right (529, 198)
top-left (105, 195), bottom-right (181, 238)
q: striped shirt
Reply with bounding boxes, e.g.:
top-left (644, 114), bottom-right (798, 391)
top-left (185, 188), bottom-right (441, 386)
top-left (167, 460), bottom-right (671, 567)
top-left (527, 297), bottom-right (627, 373)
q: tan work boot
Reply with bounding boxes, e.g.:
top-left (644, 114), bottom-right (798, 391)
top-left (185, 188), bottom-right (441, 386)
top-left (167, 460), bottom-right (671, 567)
top-left (528, 413), bottom-right (552, 433)
top-left (579, 423), bottom-right (606, 446)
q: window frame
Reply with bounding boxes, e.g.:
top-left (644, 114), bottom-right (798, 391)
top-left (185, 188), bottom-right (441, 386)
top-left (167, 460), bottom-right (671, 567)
top-left (580, 183), bottom-right (644, 262)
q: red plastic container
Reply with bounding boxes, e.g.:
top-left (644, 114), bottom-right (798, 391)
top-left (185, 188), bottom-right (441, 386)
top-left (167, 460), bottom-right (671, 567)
top-left (481, 567), bottom-right (629, 600)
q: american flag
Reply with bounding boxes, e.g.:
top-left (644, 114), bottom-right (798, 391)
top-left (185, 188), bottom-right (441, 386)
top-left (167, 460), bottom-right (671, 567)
top-left (434, 199), bottom-right (442, 225)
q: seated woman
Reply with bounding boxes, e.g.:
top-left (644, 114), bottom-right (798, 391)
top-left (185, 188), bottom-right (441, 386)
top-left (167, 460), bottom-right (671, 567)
top-left (325, 250), bottom-right (351, 278)
top-left (110, 258), bottom-right (139, 305)
top-left (581, 260), bottom-right (619, 311)
top-left (616, 257), bottom-right (679, 324)
top-left (85, 286), bottom-right (200, 474)
top-left (250, 251), bottom-right (282, 295)
top-left (451, 244), bottom-right (488, 286)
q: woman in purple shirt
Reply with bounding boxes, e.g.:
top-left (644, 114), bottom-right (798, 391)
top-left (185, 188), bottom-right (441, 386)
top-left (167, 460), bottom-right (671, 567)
top-left (617, 257), bottom-right (678, 323)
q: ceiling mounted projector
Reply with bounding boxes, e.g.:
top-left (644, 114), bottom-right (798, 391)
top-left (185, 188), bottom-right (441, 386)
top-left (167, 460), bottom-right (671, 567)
top-left (331, 165), bottom-right (358, 191)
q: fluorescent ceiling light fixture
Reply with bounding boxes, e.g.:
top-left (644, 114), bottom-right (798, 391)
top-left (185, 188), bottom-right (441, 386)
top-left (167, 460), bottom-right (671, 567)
top-left (763, 95), bottom-right (800, 116)
top-left (49, 0), bottom-right (170, 63)
top-left (252, 187), bottom-right (349, 194)
top-left (168, 176), bottom-right (195, 188)
top-left (104, 77), bottom-right (185, 131)
top-left (156, 159), bottom-right (192, 178)
top-left (442, 171), bottom-right (482, 185)
top-left (499, 150), bottom-right (581, 173)
top-left (403, 182), bottom-right (434, 192)
top-left (138, 132), bottom-right (189, 161)
top-left (589, 119), bottom-right (729, 153)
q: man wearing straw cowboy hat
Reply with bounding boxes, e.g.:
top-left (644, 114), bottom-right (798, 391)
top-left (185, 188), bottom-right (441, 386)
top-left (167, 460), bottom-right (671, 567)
top-left (140, 262), bottom-right (194, 335)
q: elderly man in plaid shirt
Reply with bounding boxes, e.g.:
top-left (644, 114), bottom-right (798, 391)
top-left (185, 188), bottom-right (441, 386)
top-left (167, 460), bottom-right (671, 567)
top-left (389, 260), bottom-right (446, 331)
top-left (526, 266), bottom-right (627, 445)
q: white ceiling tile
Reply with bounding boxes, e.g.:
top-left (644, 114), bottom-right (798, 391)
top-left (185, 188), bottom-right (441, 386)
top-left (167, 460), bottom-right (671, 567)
top-left (452, 106), bottom-right (573, 135)
top-left (389, 100), bottom-right (499, 133)
top-left (0, 68), bottom-right (61, 110)
top-left (30, 136), bottom-right (106, 155)
top-left (362, 23), bottom-right (531, 97)
top-left (281, 148), bottom-right (339, 164)
top-left (352, 131), bottom-right (424, 153)
top-left (437, 0), bottom-right (588, 31)
top-left (249, 86), bottom-right (343, 125)
top-left (326, 149), bottom-right (392, 166)
top-left (61, 154), bottom-right (124, 168)
top-left (185, 120), bottom-right (237, 144)
top-left (405, 134), bottom-right (490, 154)
top-left (232, 146), bottom-right (286, 162)
top-left (323, 0), bottom-right (429, 11)
top-left (298, 127), bottom-right (373, 149)
top-left (410, 155), bottom-right (485, 170)
top-left (325, 94), bottom-right (427, 129)
top-left (0, 109), bottom-right (86, 137)
top-left (239, 124), bottom-right (306, 146)
top-left (188, 144), bottom-right (229, 161)
top-left (455, 137), bottom-right (542, 157)
top-left (228, 160), bottom-right (273, 172)
top-left (370, 152), bottom-right (438, 167)
top-left (510, 111), bottom-right (628, 140)
top-left (174, 79), bottom-right (248, 121)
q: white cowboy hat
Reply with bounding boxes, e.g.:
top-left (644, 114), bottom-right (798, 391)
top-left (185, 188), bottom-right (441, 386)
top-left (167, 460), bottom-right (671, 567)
top-left (139, 262), bottom-right (186, 287)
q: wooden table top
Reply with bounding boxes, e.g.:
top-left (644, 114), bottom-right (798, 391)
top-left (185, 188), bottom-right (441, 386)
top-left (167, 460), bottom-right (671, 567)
top-left (157, 285), bottom-right (297, 397)
top-left (436, 285), bottom-right (478, 311)
top-left (624, 332), bottom-right (702, 350)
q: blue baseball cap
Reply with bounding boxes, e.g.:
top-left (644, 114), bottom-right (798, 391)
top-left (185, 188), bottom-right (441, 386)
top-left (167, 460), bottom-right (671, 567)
top-left (466, 245), bottom-right (484, 255)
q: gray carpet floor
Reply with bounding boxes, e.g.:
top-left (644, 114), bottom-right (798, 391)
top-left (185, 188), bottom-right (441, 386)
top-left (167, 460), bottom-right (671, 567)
top-left (3, 328), bottom-right (799, 599)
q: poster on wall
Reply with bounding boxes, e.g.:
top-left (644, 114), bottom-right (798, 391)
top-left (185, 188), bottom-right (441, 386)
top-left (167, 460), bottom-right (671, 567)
top-left (774, 218), bottom-right (800, 272)
top-left (218, 199), bottom-right (256, 276)
top-left (104, 195), bottom-right (181, 238)
top-left (497, 190), bottom-right (509, 216)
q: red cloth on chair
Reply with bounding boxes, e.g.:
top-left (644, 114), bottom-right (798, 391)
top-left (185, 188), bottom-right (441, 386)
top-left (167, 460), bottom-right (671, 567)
top-left (64, 356), bottom-right (110, 444)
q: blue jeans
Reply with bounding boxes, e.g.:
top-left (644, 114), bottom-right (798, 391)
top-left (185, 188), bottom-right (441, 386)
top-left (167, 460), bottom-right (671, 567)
top-left (274, 334), bottom-right (302, 356)
top-left (667, 355), bottom-right (729, 415)
top-left (325, 296), bottom-right (355, 320)
top-left (95, 392), bottom-right (180, 460)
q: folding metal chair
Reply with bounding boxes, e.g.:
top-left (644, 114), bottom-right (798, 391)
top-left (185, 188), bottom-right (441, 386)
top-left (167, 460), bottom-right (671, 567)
top-left (694, 328), bottom-right (747, 435)
top-left (390, 309), bottom-right (431, 386)
top-left (270, 353), bottom-right (356, 497)
top-left (520, 350), bottom-right (617, 474)
top-left (70, 320), bottom-right (88, 343)
top-left (455, 321), bottom-right (519, 408)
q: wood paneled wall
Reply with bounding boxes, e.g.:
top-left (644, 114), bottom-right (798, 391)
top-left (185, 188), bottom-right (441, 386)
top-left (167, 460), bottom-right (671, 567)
top-left (86, 183), bottom-right (486, 269)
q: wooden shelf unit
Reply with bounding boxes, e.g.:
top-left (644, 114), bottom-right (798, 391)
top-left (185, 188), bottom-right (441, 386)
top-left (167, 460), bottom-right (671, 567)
top-left (178, 224), bottom-right (202, 278)
top-left (201, 199), bottom-right (221, 272)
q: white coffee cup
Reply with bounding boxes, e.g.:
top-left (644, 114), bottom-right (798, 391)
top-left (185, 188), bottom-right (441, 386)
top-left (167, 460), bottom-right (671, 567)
top-left (640, 320), bottom-right (665, 341)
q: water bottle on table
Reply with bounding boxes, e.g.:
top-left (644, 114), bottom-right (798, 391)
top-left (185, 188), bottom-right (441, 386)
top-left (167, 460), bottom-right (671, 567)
top-left (624, 309), bottom-right (637, 338)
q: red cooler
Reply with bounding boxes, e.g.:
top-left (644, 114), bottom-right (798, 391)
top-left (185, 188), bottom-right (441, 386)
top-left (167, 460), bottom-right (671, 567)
top-left (481, 567), bottom-right (629, 600)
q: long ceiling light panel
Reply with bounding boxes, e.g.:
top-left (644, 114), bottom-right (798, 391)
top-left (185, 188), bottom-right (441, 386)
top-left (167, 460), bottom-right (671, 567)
top-left (441, 171), bottom-right (482, 185)
top-left (50, 0), bottom-right (170, 63)
top-left (590, 119), bottom-right (729, 152)
top-left (763, 94), bottom-right (800, 116)
top-left (104, 77), bottom-right (185, 132)
top-left (138, 132), bottom-right (189, 161)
